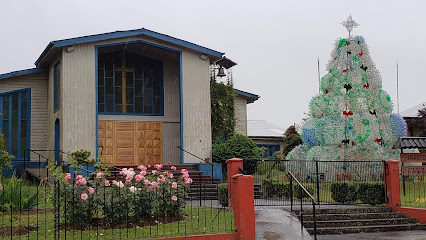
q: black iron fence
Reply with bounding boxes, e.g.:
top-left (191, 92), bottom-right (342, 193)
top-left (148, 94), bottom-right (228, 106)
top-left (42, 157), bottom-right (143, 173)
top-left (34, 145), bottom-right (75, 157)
top-left (400, 162), bottom-right (426, 208)
top-left (244, 159), bottom-right (385, 206)
top-left (0, 151), bottom-right (234, 239)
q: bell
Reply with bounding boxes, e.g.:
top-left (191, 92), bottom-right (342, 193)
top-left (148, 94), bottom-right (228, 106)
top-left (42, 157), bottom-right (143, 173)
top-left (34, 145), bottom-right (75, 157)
top-left (217, 66), bottom-right (226, 78)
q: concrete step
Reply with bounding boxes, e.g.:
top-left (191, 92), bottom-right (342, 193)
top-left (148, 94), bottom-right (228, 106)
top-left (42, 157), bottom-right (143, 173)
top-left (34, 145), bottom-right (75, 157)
top-left (306, 223), bottom-right (426, 235)
top-left (303, 217), bottom-right (417, 228)
top-left (295, 207), bottom-right (392, 215)
top-left (301, 212), bottom-right (406, 221)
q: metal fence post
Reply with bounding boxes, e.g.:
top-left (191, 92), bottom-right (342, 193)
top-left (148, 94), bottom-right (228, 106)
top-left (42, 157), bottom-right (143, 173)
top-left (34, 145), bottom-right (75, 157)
top-left (315, 160), bottom-right (320, 205)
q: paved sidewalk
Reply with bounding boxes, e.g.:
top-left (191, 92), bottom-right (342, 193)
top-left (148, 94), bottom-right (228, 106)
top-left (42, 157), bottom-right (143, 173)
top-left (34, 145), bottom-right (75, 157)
top-left (255, 206), bottom-right (312, 240)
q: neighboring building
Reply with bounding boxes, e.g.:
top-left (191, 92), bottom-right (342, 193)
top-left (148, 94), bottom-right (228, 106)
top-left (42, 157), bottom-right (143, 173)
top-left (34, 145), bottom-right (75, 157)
top-left (400, 102), bottom-right (426, 136)
top-left (0, 28), bottom-right (236, 170)
top-left (247, 120), bottom-right (285, 158)
top-left (234, 89), bottom-right (259, 136)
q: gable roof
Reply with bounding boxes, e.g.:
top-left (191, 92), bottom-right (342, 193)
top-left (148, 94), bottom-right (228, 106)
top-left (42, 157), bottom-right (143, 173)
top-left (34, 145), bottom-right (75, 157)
top-left (35, 28), bottom-right (225, 66)
top-left (393, 137), bottom-right (426, 149)
top-left (247, 120), bottom-right (284, 138)
top-left (0, 67), bottom-right (48, 80)
top-left (400, 102), bottom-right (426, 118)
top-left (235, 89), bottom-right (260, 104)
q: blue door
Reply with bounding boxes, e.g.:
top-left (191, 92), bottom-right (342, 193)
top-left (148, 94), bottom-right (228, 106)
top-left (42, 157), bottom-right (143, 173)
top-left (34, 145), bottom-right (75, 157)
top-left (54, 119), bottom-right (60, 165)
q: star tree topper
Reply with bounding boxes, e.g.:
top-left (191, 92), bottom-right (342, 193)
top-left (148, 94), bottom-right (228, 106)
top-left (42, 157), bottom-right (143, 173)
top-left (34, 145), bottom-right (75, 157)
top-left (341, 15), bottom-right (359, 36)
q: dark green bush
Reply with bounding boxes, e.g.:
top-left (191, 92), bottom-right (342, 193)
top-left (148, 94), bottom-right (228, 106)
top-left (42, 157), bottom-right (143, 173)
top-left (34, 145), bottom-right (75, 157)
top-left (294, 183), bottom-right (315, 200)
top-left (358, 182), bottom-right (385, 205)
top-left (212, 134), bottom-right (259, 175)
top-left (218, 183), bottom-right (228, 207)
top-left (330, 182), bottom-right (358, 203)
top-left (262, 179), bottom-right (292, 198)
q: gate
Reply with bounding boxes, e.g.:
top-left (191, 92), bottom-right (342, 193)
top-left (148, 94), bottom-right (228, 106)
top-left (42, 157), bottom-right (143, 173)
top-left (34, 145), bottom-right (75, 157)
top-left (243, 159), bottom-right (384, 206)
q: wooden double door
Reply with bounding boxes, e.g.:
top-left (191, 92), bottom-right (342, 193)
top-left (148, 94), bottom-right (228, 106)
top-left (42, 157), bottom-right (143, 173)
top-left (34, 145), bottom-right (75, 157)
top-left (98, 120), bottom-right (162, 166)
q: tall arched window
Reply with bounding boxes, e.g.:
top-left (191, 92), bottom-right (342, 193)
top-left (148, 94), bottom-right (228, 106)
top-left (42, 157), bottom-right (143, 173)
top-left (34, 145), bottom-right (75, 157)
top-left (98, 51), bottom-right (163, 115)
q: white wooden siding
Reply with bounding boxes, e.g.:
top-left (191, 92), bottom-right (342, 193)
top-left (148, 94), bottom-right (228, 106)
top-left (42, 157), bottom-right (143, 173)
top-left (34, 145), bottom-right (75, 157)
top-left (0, 72), bottom-right (48, 157)
top-left (234, 96), bottom-right (248, 136)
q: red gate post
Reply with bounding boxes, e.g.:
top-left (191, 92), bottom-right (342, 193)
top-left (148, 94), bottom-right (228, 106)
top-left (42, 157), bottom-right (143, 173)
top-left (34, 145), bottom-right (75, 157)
top-left (226, 158), bottom-right (243, 207)
top-left (231, 174), bottom-right (256, 240)
top-left (384, 160), bottom-right (401, 208)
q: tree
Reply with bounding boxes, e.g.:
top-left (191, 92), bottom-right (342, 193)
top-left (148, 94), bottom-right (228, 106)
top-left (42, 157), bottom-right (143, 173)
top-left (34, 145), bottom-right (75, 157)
top-left (286, 33), bottom-right (407, 161)
top-left (275, 125), bottom-right (302, 159)
top-left (210, 75), bottom-right (235, 142)
top-left (415, 107), bottom-right (426, 137)
top-left (0, 112), bottom-right (13, 174)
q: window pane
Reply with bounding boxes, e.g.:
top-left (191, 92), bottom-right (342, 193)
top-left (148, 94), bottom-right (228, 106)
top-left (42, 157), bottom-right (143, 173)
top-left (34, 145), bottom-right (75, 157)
top-left (126, 105), bottom-right (133, 113)
top-left (20, 138), bottom-right (27, 157)
top-left (115, 72), bottom-right (122, 86)
top-left (12, 94), bottom-right (18, 111)
top-left (144, 74), bottom-right (152, 88)
top-left (135, 80), bottom-right (143, 96)
top-left (3, 97), bottom-right (8, 118)
top-left (98, 104), bottom-right (104, 113)
top-left (126, 88), bottom-right (133, 104)
top-left (98, 86), bottom-right (104, 104)
top-left (21, 92), bottom-right (27, 120)
top-left (105, 78), bottom-right (113, 95)
top-left (12, 110), bottom-right (18, 130)
top-left (126, 72), bottom-right (133, 88)
top-left (154, 95), bottom-right (161, 114)
top-left (135, 97), bottom-right (143, 113)
top-left (115, 104), bottom-right (122, 113)
top-left (98, 69), bottom-right (104, 86)
top-left (105, 96), bottom-right (114, 112)
top-left (2, 120), bottom-right (8, 139)
top-left (135, 67), bottom-right (143, 79)
top-left (21, 120), bottom-right (27, 139)
top-left (115, 87), bottom-right (122, 105)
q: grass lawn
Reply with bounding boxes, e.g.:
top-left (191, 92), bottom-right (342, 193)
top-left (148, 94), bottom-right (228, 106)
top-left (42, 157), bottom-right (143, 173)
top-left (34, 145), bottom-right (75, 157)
top-left (0, 206), bottom-right (234, 239)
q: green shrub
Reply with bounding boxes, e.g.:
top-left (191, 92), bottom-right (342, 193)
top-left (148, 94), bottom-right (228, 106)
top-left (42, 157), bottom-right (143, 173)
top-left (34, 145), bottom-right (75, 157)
top-left (263, 179), bottom-right (291, 198)
top-left (330, 182), bottom-right (358, 203)
top-left (218, 183), bottom-right (228, 207)
top-left (0, 175), bottom-right (38, 212)
top-left (212, 134), bottom-right (259, 174)
top-left (358, 182), bottom-right (385, 205)
top-left (294, 183), bottom-right (315, 200)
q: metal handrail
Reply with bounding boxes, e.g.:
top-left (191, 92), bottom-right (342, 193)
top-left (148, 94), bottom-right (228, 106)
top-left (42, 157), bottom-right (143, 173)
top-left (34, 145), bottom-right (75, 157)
top-left (289, 171), bottom-right (317, 240)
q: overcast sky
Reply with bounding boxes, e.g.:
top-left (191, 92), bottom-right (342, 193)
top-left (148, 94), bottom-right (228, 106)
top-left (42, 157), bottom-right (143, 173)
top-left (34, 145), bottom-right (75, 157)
top-left (1, 1), bottom-right (425, 129)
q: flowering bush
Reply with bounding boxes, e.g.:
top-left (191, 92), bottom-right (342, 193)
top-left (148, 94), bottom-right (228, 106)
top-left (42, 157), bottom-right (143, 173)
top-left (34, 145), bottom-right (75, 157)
top-left (70, 149), bottom-right (96, 166)
top-left (49, 156), bottom-right (192, 228)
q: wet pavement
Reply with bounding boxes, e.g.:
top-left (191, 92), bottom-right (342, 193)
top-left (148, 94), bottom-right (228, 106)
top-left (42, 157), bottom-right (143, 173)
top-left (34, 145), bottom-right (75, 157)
top-left (255, 206), bottom-right (312, 240)
top-left (255, 206), bottom-right (426, 240)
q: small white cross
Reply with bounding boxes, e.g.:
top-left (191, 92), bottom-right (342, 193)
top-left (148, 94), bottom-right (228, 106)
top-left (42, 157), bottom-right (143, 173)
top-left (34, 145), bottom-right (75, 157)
top-left (341, 15), bottom-right (359, 36)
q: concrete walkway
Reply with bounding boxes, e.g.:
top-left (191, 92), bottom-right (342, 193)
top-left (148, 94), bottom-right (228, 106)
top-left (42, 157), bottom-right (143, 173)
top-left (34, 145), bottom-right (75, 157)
top-left (255, 206), bottom-right (312, 240)
top-left (255, 206), bottom-right (426, 240)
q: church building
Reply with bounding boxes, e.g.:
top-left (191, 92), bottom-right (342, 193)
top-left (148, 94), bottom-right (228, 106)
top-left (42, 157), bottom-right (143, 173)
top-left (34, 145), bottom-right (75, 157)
top-left (0, 28), bottom-right (235, 170)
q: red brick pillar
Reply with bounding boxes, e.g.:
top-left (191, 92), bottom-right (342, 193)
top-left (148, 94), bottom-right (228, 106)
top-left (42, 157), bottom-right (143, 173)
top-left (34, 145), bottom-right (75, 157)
top-left (231, 174), bottom-right (256, 240)
top-left (226, 158), bottom-right (243, 206)
top-left (385, 160), bottom-right (401, 208)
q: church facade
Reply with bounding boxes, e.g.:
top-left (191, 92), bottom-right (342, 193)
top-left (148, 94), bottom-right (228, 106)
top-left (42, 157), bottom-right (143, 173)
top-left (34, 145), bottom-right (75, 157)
top-left (0, 28), bottom-right (230, 168)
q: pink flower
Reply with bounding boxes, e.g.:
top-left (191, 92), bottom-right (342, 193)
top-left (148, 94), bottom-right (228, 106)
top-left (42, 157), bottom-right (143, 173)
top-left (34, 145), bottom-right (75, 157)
top-left (185, 178), bottom-right (193, 185)
top-left (172, 182), bottom-right (177, 189)
top-left (0, 183), bottom-right (3, 191)
top-left (168, 173), bottom-right (174, 178)
top-left (152, 170), bottom-right (158, 175)
top-left (44, 177), bottom-right (48, 181)
top-left (81, 193), bottom-right (88, 200)
top-left (88, 187), bottom-right (94, 195)
top-left (144, 179), bottom-right (151, 186)
top-left (125, 180), bottom-right (131, 185)
top-left (183, 173), bottom-right (189, 179)
top-left (171, 166), bottom-right (177, 171)
top-left (158, 175), bottom-right (166, 182)
top-left (168, 161), bottom-right (171, 164)
top-left (76, 177), bottom-right (87, 185)
top-left (96, 172), bottom-right (105, 178)
top-left (140, 170), bottom-right (147, 176)
top-left (63, 173), bottom-right (71, 182)
top-left (137, 165), bottom-right (147, 171)
top-left (135, 174), bottom-right (145, 182)
top-left (171, 196), bottom-right (177, 201)
top-left (151, 181), bottom-right (158, 188)
top-left (154, 164), bottom-right (162, 170)
top-left (147, 165), bottom-right (151, 168)
top-left (181, 169), bottom-right (188, 174)
top-left (104, 180), bottom-right (110, 186)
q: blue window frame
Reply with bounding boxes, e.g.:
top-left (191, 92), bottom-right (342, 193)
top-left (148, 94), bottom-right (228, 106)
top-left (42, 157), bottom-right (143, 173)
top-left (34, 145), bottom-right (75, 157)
top-left (257, 144), bottom-right (280, 159)
top-left (0, 88), bottom-right (31, 160)
top-left (53, 61), bottom-right (61, 112)
top-left (97, 50), bottom-right (163, 115)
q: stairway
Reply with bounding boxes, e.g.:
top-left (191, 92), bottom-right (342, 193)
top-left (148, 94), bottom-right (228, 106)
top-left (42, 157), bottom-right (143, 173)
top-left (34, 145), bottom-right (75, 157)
top-left (295, 206), bottom-right (426, 235)
top-left (108, 164), bottom-right (221, 200)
